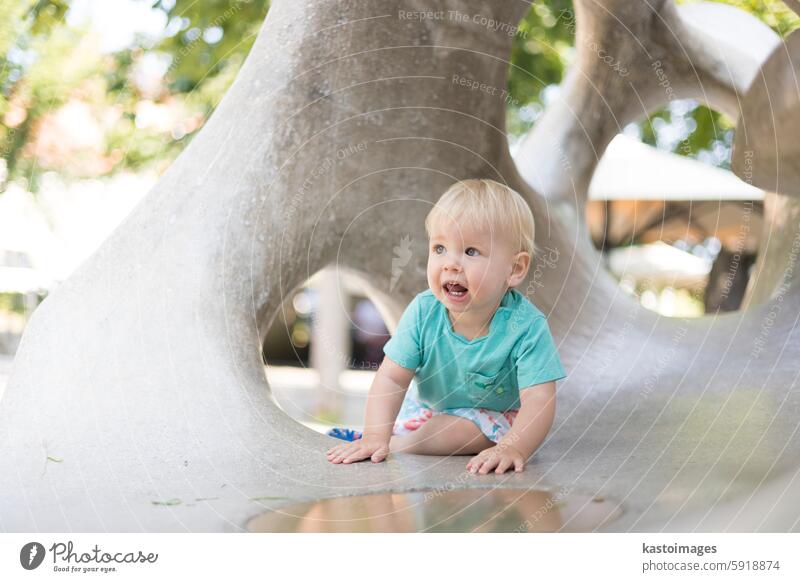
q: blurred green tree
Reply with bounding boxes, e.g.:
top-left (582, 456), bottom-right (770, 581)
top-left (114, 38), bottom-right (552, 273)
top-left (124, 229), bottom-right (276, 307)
top-left (0, 0), bottom-right (269, 191)
top-left (507, 0), bottom-right (575, 138)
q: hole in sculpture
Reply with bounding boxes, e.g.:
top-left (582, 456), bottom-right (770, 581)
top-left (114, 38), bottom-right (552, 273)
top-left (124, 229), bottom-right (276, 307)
top-left (262, 267), bottom-right (390, 434)
top-left (246, 488), bottom-right (622, 533)
top-left (586, 102), bottom-right (763, 317)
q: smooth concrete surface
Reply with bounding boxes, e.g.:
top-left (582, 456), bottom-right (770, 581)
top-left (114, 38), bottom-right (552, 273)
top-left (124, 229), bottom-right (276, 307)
top-left (1, 0), bottom-right (800, 532)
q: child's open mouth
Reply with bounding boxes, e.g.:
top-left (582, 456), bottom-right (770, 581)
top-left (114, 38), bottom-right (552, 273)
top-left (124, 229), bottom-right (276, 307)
top-left (443, 281), bottom-right (469, 302)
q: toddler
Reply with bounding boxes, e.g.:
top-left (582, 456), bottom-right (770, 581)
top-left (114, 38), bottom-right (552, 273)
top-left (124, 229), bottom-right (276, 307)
top-left (326, 179), bottom-right (566, 474)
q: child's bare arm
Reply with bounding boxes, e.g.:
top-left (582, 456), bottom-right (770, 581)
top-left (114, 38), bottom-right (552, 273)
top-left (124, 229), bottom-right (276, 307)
top-left (362, 357), bottom-right (415, 440)
top-left (504, 381), bottom-right (557, 458)
top-left (467, 381), bottom-right (556, 474)
top-left (326, 357), bottom-right (414, 464)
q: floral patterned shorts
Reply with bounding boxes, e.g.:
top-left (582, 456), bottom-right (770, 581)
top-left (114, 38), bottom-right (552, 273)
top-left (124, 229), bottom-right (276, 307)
top-left (393, 382), bottom-right (518, 443)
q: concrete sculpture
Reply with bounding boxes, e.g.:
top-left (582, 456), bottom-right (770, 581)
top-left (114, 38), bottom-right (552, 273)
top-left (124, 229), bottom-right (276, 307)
top-left (1, 0), bottom-right (799, 531)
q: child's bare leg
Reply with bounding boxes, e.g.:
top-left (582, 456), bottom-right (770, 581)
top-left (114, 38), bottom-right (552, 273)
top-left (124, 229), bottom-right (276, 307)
top-left (390, 414), bottom-right (493, 455)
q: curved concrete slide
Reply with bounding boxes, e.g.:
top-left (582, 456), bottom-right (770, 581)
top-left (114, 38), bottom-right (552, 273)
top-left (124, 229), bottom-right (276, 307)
top-left (1, 0), bottom-right (799, 532)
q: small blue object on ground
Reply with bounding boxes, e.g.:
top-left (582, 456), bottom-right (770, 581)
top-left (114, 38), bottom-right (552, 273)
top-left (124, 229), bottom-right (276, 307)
top-left (326, 427), bottom-right (363, 441)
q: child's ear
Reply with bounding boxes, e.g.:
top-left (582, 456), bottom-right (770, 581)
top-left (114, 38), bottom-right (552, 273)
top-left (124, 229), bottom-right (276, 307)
top-left (508, 251), bottom-right (531, 286)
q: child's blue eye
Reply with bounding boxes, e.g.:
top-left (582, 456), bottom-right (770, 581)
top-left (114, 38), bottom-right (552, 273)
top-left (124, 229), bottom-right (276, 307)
top-left (465, 247), bottom-right (480, 257)
top-left (433, 244), bottom-right (445, 255)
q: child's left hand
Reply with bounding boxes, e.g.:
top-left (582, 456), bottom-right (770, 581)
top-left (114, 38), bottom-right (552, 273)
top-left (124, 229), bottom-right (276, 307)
top-left (467, 441), bottom-right (526, 474)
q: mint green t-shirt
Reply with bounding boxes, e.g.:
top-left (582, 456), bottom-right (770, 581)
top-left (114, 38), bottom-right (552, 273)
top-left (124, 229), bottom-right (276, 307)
top-left (382, 288), bottom-right (567, 412)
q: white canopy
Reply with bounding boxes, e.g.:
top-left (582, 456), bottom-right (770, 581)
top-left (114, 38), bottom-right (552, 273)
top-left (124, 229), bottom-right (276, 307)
top-left (589, 134), bottom-right (765, 201)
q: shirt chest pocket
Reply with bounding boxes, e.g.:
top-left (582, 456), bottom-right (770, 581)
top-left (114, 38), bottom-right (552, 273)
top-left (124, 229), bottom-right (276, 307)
top-left (464, 366), bottom-right (516, 407)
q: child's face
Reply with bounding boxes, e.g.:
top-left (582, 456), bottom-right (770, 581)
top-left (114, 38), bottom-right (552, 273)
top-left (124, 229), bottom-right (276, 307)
top-left (427, 218), bottom-right (530, 317)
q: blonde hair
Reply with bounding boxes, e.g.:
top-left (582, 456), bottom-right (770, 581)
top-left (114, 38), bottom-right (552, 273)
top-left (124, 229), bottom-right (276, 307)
top-left (425, 179), bottom-right (538, 256)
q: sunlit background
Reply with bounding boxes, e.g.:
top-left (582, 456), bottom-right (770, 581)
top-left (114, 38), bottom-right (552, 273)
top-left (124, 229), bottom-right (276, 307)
top-left (1, 0), bottom-right (798, 429)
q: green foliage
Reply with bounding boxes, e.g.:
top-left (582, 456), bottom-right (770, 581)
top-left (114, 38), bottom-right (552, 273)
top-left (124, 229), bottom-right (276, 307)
top-left (154, 0), bottom-right (269, 94)
top-left (639, 104), bottom-right (736, 168)
top-left (0, 1), bottom-right (64, 182)
top-left (7, 26), bottom-right (108, 187)
top-left (27, 0), bottom-right (69, 34)
top-left (0, 0), bottom-right (270, 191)
top-left (506, 0), bottom-right (574, 137)
top-left (1, 1), bottom-right (103, 188)
top-left (0, 292), bottom-right (26, 314)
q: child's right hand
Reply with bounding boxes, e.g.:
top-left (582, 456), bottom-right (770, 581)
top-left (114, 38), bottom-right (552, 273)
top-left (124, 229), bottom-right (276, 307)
top-left (326, 436), bottom-right (390, 464)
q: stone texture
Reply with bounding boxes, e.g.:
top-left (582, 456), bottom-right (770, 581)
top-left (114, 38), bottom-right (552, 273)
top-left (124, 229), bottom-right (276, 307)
top-left (1, 0), bottom-right (799, 532)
